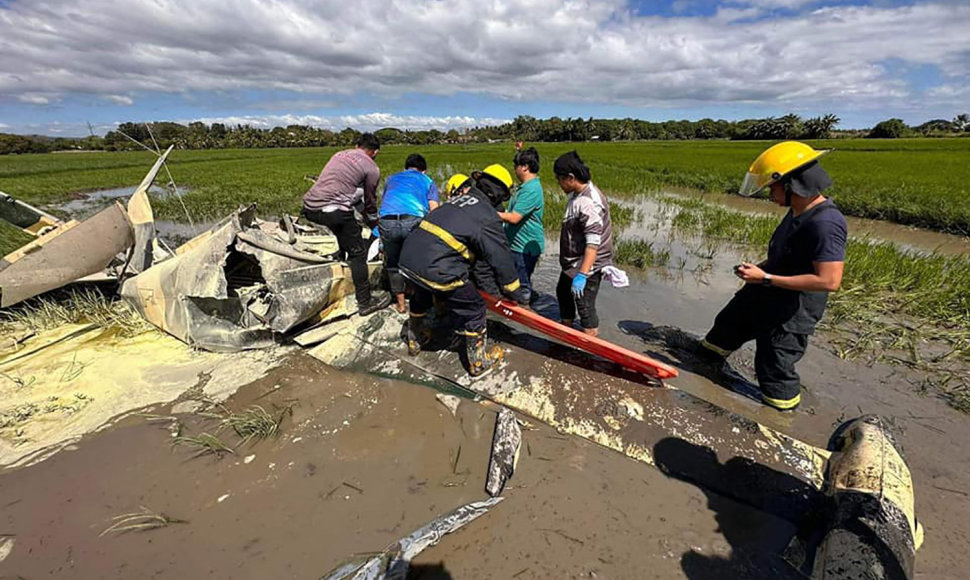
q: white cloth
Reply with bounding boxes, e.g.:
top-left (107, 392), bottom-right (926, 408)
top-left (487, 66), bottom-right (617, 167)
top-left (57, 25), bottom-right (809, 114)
top-left (602, 265), bottom-right (629, 288)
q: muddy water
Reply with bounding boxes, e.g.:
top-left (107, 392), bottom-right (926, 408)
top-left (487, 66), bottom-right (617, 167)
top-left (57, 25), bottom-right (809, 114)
top-left (0, 353), bottom-right (799, 579)
top-left (661, 188), bottom-right (970, 255)
top-left (525, 232), bottom-right (970, 578)
top-left (48, 185), bottom-right (174, 220)
top-left (154, 218), bottom-right (219, 247)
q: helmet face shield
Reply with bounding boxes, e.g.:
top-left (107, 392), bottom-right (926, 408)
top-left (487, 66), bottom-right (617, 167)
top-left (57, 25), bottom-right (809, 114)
top-left (739, 171), bottom-right (771, 197)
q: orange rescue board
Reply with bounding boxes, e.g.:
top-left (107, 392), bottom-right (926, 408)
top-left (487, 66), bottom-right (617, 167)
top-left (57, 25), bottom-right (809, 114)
top-left (480, 291), bottom-right (679, 380)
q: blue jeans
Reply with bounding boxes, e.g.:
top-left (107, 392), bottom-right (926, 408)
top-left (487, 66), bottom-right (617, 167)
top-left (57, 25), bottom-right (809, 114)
top-left (378, 215), bottom-right (422, 294)
top-left (513, 252), bottom-right (540, 304)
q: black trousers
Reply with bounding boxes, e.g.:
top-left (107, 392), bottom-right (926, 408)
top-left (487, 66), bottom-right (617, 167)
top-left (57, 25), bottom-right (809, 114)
top-left (703, 286), bottom-right (808, 406)
top-left (556, 271), bottom-right (603, 329)
top-left (303, 208), bottom-right (371, 304)
top-left (409, 282), bottom-right (486, 334)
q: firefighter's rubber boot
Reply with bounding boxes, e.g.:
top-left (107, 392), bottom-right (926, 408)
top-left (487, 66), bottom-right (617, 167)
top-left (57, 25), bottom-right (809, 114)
top-left (463, 329), bottom-right (504, 378)
top-left (406, 313), bottom-right (431, 356)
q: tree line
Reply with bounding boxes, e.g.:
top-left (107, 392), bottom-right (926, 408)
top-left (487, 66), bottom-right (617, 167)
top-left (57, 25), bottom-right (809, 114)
top-left (2, 113), bottom-right (968, 155)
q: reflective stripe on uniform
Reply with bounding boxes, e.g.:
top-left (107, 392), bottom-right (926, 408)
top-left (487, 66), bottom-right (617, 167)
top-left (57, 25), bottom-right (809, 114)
top-left (762, 393), bottom-right (801, 410)
top-left (700, 338), bottom-right (733, 358)
top-left (406, 269), bottom-right (466, 292)
top-left (502, 278), bottom-right (521, 293)
top-left (419, 220), bottom-right (473, 261)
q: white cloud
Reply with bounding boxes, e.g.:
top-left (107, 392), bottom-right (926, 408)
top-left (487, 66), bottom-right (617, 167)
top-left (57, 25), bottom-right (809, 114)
top-left (186, 113), bottom-right (509, 131)
top-left (0, 0), bottom-right (967, 113)
top-left (17, 93), bottom-right (52, 105)
top-left (103, 94), bottom-right (134, 106)
top-left (0, 122), bottom-right (8, 129)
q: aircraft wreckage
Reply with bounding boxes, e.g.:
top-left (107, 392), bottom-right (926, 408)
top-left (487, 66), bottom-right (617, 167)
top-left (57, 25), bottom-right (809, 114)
top-left (0, 153), bottom-right (923, 579)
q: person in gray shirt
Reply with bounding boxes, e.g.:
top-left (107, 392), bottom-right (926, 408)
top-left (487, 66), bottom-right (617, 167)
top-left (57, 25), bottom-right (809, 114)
top-left (553, 151), bottom-right (613, 337)
top-left (302, 133), bottom-right (390, 316)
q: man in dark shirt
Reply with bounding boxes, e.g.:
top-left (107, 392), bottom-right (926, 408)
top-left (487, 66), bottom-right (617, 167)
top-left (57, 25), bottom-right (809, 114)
top-left (699, 141), bottom-right (848, 411)
top-left (302, 133), bottom-right (391, 316)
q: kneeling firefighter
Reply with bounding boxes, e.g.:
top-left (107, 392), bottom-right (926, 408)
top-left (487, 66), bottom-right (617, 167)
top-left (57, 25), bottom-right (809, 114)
top-left (399, 165), bottom-right (528, 377)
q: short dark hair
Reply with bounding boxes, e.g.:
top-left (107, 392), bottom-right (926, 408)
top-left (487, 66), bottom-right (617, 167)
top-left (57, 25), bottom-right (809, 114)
top-left (357, 132), bottom-right (380, 151)
top-left (513, 147), bottom-right (540, 174)
top-left (405, 153), bottom-right (427, 171)
top-left (553, 151), bottom-right (591, 183)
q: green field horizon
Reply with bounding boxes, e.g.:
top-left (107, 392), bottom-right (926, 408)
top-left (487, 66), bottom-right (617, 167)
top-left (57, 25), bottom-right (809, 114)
top-left (2, 138), bottom-right (969, 236)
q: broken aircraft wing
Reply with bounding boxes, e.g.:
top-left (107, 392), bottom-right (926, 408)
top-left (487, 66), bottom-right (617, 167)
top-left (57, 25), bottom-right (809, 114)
top-left (0, 202), bottom-right (133, 308)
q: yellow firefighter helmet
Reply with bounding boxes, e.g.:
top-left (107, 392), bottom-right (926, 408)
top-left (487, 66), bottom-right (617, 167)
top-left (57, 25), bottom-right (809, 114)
top-left (739, 141), bottom-right (829, 197)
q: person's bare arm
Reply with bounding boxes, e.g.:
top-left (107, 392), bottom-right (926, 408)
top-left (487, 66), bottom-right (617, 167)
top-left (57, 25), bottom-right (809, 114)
top-left (735, 261), bottom-right (844, 292)
top-left (578, 245), bottom-right (598, 274)
top-left (498, 211), bottom-right (524, 224)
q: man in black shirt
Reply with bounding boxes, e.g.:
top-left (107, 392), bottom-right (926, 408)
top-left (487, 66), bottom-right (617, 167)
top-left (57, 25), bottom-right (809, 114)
top-left (699, 142), bottom-right (848, 411)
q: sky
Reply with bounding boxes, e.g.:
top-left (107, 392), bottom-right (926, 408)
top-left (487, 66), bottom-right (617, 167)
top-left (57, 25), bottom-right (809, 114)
top-left (0, 0), bottom-right (968, 136)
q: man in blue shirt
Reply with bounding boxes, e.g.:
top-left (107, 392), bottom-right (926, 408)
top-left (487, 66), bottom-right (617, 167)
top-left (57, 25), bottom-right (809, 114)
top-left (379, 153), bottom-right (440, 313)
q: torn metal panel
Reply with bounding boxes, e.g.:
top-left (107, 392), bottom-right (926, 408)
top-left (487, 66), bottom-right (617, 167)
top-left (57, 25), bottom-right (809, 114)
top-left (321, 498), bottom-right (503, 580)
top-left (121, 206), bottom-right (351, 352)
top-left (486, 408), bottom-right (521, 497)
top-left (126, 145), bottom-right (173, 272)
top-left (0, 203), bottom-right (133, 307)
top-left (121, 206), bottom-right (268, 351)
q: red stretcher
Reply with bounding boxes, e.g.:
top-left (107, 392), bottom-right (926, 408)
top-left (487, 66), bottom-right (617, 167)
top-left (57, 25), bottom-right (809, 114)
top-left (480, 291), bottom-right (679, 380)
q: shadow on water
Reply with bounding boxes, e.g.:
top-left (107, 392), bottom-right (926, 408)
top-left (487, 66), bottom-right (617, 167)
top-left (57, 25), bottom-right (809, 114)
top-left (618, 319), bottom-right (763, 403)
top-left (406, 562), bottom-right (454, 579)
top-left (653, 437), bottom-right (828, 579)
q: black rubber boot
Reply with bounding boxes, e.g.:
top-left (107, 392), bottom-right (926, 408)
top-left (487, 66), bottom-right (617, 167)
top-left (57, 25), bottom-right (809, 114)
top-left (406, 314), bottom-right (431, 356)
top-left (358, 291), bottom-right (392, 317)
top-left (463, 329), bottom-right (504, 378)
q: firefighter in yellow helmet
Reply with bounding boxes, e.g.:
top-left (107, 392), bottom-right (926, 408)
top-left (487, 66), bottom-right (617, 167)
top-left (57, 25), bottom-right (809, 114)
top-left (444, 173), bottom-right (471, 198)
top-left (398, 164), bottom-right (526, 377)
top-left (699, 141), bottom-right (848, 411)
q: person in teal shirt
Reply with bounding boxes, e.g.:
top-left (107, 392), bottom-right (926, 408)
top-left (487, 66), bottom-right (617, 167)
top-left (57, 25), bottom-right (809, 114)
top-left (499, 147), bottom-right (544, 305)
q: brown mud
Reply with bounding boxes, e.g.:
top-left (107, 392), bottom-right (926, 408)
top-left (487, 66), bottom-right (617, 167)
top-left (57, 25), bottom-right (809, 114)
top-left (0, 353), bottom-right (800, 579)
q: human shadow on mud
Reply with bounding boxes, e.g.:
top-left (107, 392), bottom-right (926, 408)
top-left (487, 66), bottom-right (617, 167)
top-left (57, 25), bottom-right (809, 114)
top-left (406, 562), bottom-right (454, 579)
top-left (653, 437), bottom-right (827, 580)
top-left (618, 320), bottom-right (763, 403)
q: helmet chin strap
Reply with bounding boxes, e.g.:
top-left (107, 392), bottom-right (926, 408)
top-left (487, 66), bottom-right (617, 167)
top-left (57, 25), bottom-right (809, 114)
top-left (784, 183), bottom-right (793, 207)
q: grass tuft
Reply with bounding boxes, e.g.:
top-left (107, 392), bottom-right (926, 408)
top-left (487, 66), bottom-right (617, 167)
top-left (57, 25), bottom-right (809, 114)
top-left (100, 507), bottom-right (187, 537)
top-left (221, 405), bottom-right (289, 444)
top-left (0, 288), bottom-right (151, 337)
top-left (172, 432), bottom-right (235, 457)
top-left (614, 238), bottom-right (670, 269)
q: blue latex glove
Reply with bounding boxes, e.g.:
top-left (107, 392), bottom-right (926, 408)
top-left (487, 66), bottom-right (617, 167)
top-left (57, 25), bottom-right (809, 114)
top-left (571, 272), bottom-right (588, 299)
